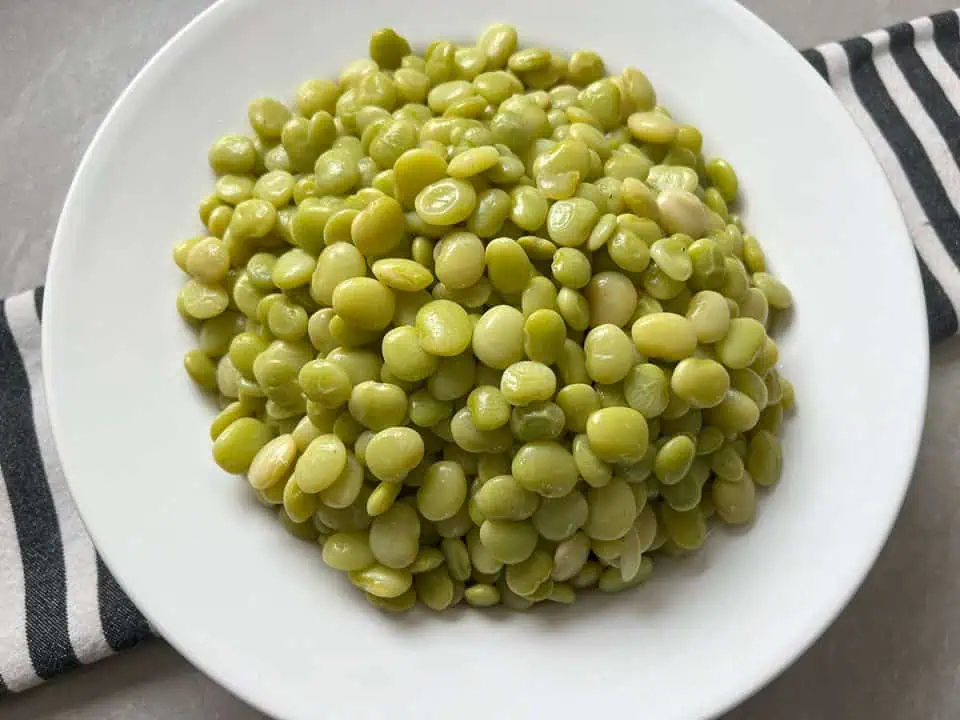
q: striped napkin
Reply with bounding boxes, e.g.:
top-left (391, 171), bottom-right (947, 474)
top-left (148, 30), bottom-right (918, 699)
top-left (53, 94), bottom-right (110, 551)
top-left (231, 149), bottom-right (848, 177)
top-left (803, 10), bottom-right (960, 340)
top-left (2, 7), bottom-right (960, 695)
top-left (0, 290), bottom-right (152, 694)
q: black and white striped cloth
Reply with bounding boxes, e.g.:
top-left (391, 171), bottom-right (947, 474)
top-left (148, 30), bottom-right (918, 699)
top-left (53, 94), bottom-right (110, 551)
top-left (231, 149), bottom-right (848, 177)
top-left (0, 289), bottom-right (152, 694)
top-left (803, 9), bottom-right (960, 340)
top-left (2, 7), bottom-right (960, 695)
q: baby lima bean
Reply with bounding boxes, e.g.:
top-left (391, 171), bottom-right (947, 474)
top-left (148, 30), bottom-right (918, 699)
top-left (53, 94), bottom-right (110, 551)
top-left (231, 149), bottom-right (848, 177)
top-left (181, 22), bottom-right (795, 612)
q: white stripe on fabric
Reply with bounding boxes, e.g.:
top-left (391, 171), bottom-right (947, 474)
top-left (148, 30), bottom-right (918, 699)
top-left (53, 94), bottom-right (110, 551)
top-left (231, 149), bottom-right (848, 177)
top-left (820, 42), bottom-right (960, 314)
top-left (4, 293), bottom-right (112, 666)
top-left (0, 462), bottom-right (39, 692)
top-left (911, 16), bottom-right (960, 118)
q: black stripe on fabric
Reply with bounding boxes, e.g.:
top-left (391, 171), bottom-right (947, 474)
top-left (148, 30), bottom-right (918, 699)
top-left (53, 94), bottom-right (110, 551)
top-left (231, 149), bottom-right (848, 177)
top-left (97, 555), bottom-right (152, 652)
top-left (0, 300), bottom-right (79, 678)
top-left (843, 36), bottom-right (960, 266)
top-left (801, 47), bottom-right (829, 81)
top-left (916, 251), bottom-right (959, 340)
top-left (887, 22), bottom-right (960, 173)
top-left (33, 286), bottom-right (44, 322)
top-left (930, 10), bottom-right (960, 80)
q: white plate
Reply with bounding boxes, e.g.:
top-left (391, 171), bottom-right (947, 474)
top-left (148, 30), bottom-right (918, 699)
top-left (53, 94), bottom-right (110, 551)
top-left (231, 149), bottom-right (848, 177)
top-left (43, 0), bottom-right (928, 718)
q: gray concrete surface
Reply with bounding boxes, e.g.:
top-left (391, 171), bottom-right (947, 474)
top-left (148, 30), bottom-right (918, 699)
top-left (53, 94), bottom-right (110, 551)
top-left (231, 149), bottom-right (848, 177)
top-left (2, 1), bottom-right (959, 717)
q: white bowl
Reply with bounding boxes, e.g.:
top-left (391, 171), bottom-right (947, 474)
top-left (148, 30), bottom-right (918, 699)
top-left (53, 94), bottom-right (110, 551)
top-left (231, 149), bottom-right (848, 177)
top-left (43, 0), bottom-right (928, 718)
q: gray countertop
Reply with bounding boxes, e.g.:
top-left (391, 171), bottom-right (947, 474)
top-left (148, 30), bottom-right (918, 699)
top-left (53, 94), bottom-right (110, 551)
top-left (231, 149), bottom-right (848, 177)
top-left (3, 1), bottom-right (959, 718)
